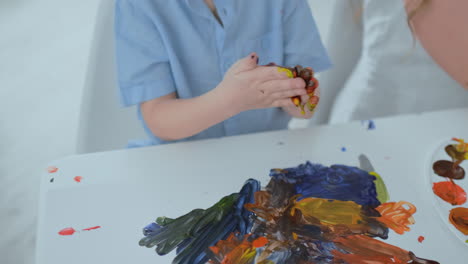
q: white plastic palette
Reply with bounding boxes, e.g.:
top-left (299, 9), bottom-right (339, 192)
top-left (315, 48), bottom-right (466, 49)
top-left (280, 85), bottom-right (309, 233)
top-left (429, 138), bottom-right (468, 246)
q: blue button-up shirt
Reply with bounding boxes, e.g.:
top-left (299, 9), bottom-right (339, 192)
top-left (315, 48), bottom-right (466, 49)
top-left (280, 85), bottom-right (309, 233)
top-left (115, 0), bottom-right (331, 147)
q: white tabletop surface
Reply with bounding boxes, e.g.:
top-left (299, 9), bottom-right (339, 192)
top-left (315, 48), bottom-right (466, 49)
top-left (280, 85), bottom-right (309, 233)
top-left (35, 108), bottom-right (468, 264)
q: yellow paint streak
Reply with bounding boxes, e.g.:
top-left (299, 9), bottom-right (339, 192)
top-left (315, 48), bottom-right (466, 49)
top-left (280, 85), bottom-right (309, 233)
top-left (291, 198), bottom-right (363, 225)
top-left (292, 232), bottom-right (298, 240)
top-left (277, 67), bottom-right (294, 78)
top-left (452, 138), bottom-right (468, 159)
top-left (292, 97), bottom-right (301, 106)
top-left (370, 171), bottom-right (390, 203)
top-left (235, 247), bottom-right (257, 264)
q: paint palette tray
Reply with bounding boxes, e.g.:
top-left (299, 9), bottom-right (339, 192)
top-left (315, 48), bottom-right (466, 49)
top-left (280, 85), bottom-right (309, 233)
top-left (429, 138), bottom-right (468, 246)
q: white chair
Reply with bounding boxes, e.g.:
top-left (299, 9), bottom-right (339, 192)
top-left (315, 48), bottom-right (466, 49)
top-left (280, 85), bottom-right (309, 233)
top-left (308, 0), bottom-right (362, 126)
top-left (76, 0), bottom-right (145, 154)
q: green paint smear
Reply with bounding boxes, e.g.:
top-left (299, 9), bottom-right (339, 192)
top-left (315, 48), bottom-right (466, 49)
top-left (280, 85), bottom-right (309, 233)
top-left (141, 193), bottom-right (239, 255)
top-left (370, 171), bottom-right (390, 203)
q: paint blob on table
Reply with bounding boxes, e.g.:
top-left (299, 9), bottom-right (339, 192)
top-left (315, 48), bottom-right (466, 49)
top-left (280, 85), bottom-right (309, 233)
top-left (74, 176), bottom-right (83, 183)
top-left (430, 138), bottom-right (468, 245)
top-left (449, 208), bottom-right (468, 235)
top-left (47, 166), bottom-right (58, 173)
top-left (139, 161), bottom-right (438, 264)
top-left (58, 226), bottom-right (101, 236)
top-left (361, 120), bottom-right (376, 130)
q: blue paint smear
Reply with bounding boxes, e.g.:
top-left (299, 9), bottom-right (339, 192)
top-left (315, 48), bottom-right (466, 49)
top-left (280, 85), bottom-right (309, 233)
top-left (361, 120), bottom-right (376, 130)
top-left (143, 222), bottom-right (162, 237)
top-left (341, 147), bottom-right (347, 152)
top-left (140, 179), bottom-right (260, 264)
top-left (269, 162), bottom-right (380, 207)
top-left (140, 163), bottom-right (389, 263)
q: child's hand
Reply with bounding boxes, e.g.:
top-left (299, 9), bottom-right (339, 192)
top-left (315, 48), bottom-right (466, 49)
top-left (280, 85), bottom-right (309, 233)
top-left (282, 87), bottom-right (320, 119)
top-left (215, 53), bottom-right (307, 114)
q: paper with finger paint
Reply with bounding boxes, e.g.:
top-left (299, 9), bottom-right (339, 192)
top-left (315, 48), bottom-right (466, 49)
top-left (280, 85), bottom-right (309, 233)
top-left (140, 161), bottom-right (438, 263)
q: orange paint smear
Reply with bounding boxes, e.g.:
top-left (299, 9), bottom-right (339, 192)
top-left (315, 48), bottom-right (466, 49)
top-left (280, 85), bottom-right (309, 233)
top-left (433, 180), bottom-right (467, 205)
top-left (449, 207), bottom-right (468, 235)
top-left (333, 235), bottom-right (439, 263)
top-left (244, 191), bottom-right (278, 222)
top-left (332, 235), bottom-right (412, 263)
top-left (209, 234), bottom-right (257, 264)
top-left (47, 166), bottom-right (58, 173)
top-left (252, 236), bottom-right (268, 248)
top-left (418, 236), bottom-right (425, 243)
top-left (376, 201), bottom-right (416, 234)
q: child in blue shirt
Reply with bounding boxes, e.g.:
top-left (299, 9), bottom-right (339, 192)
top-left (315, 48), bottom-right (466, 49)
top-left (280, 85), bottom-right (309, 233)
top-left (115, 0), bottom-right (331, 147)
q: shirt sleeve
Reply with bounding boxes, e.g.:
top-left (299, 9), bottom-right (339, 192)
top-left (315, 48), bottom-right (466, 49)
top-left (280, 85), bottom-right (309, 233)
top-left (115, 0), bottom-right (176, 107)
top-left (282, 0), bottom-right (333, 72)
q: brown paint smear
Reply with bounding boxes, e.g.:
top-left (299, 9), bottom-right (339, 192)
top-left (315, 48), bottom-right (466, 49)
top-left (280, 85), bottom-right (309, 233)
top-left (433, 160), bottom-right (465, 180)
top-left (432, 139), bottom-right (468, 206)
top-left (449, 207), bottom-right (468, 235)
top-left (446, 145), bottom-right (467, 161)
top-left (433, 141), bottom-right (467, 180)
top-left (332, 235), bottom-right (439, 263)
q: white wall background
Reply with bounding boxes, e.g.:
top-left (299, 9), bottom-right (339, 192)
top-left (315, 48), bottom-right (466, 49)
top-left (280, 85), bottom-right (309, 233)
top-left (0, 1), bottom-right (334, 263)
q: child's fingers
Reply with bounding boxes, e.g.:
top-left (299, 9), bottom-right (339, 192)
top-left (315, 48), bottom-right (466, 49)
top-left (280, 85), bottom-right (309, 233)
top-left (272, 98), bottom-right (296, 108)
top-left (309, 95), bottom-right (320, 106)
top-left (271, 88), bottom-right (307, 100)
top-left (245, 65), bottom-right (292, 81)
top-left (229, 52), bottom-right (258, 74)
top-left (260, 78), bottom-right (305, 95)
top-left (313, 87), bottom-right (321, 97)
top-left (300, 94), bottom-right (310, 103)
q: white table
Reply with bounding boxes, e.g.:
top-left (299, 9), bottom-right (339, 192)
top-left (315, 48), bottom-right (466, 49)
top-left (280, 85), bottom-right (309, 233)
top-left (35, 108), bottom-right (468, 264)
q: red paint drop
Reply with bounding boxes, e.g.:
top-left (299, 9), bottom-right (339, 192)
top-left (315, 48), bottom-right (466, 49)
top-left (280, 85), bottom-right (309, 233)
top-left (58, 227), bottom-right (76, 236)
top-left (433, 180), bottom-right (467, 205)
top-left (418, 236), bottom-right (425, 243)
top-left (82, 226), bottom-right (101, 231)
top-left (74, 176), bottom-right (83, 183)
top-left (47, 166), bottom-right (58, 173)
